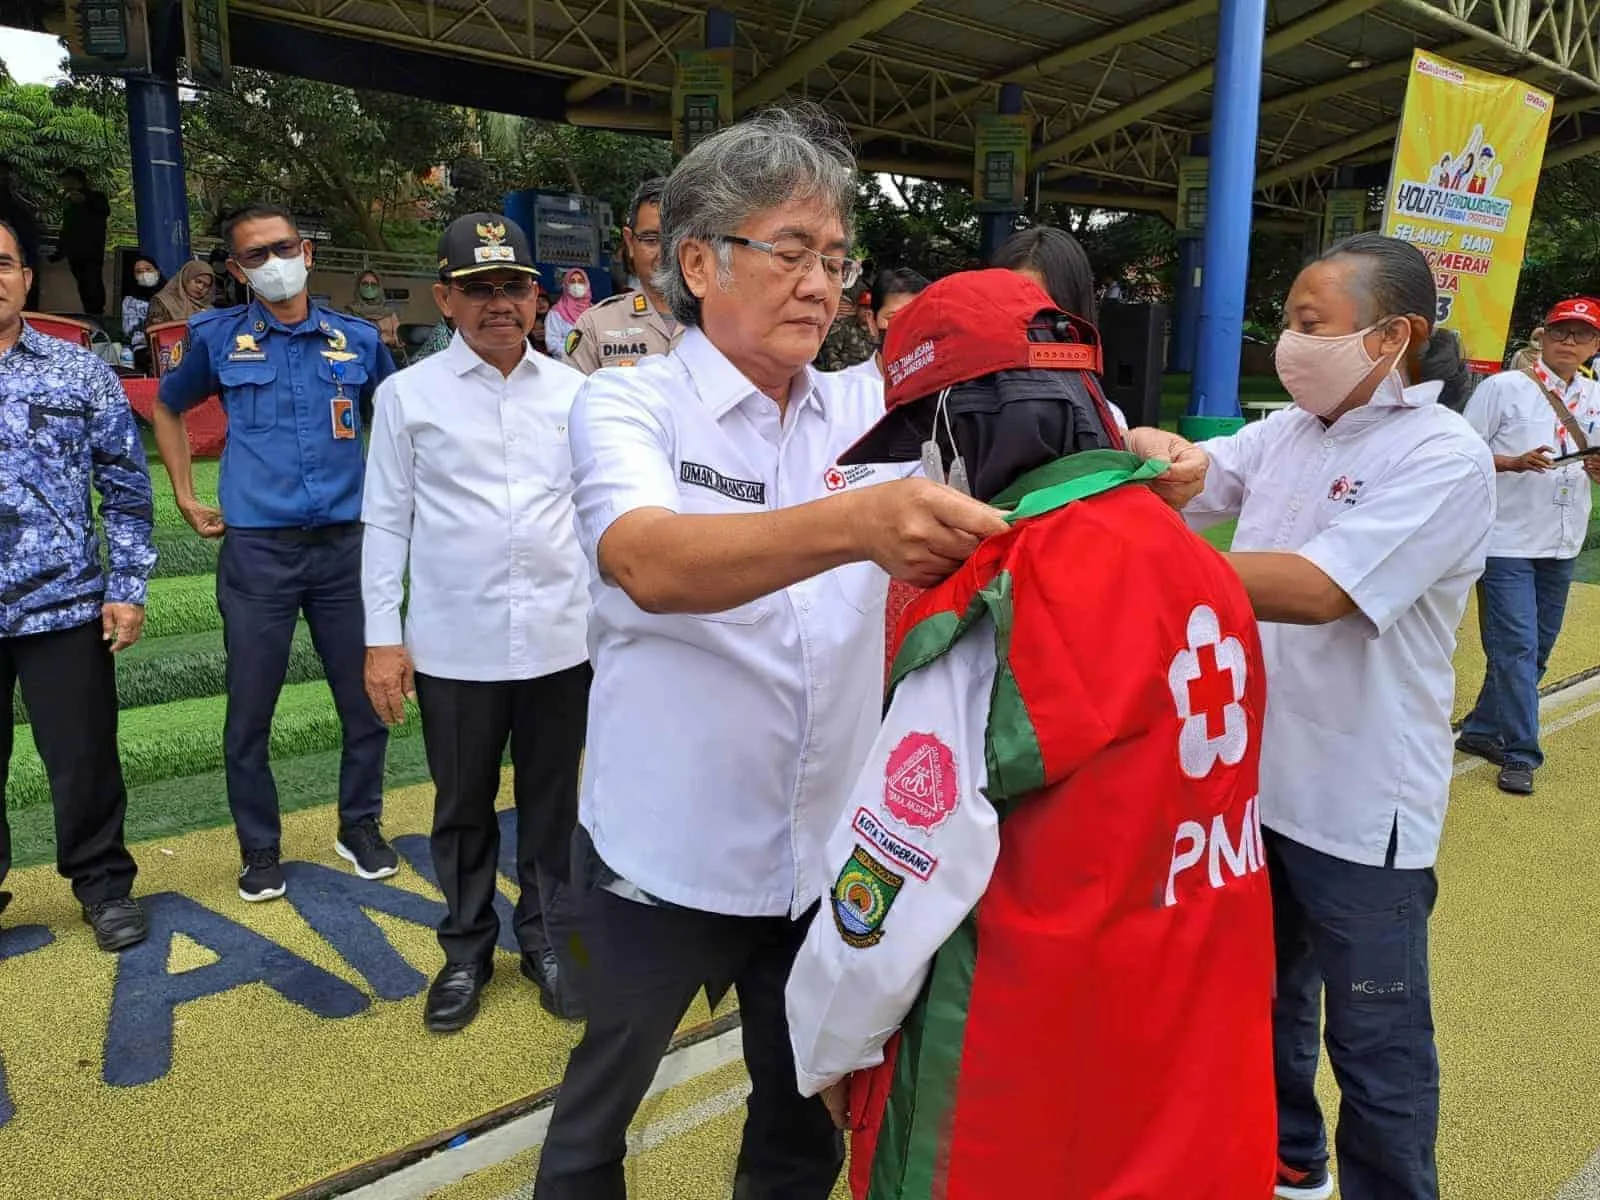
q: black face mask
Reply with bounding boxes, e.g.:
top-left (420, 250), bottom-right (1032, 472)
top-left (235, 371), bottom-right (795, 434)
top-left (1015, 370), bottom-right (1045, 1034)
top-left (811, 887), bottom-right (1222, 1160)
top-left (928, 371), bottom-right (1117, 503)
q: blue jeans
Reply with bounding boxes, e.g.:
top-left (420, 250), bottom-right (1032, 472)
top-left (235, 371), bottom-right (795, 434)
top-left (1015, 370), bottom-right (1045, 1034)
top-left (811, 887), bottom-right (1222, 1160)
top-left (1267, 829), bottom-right (1439, 1200)
top-left (217, 526), bottom-right (388, 852)
top-left (1462, 555), bottom-right (1577, 769)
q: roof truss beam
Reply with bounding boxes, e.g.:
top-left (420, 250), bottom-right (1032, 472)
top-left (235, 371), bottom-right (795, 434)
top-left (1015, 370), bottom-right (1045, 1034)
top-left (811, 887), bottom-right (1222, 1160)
top-left (733, 0), bottom-right (927, 112)
top-left (1032, 0), bottom-right (1388, 165)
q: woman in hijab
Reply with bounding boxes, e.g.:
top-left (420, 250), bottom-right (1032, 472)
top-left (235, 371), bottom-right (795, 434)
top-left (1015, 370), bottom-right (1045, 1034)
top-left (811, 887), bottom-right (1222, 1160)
top-left (146, 258), bottom-right (216, 328)
top-left (544, 267), bottom-right (592, 361)
top-left (990, 226), bottom-right (1129, 431)
top-left (347, 268), bottom-right (407, 363)
top-left (121, 253), bottom-right (163, 372)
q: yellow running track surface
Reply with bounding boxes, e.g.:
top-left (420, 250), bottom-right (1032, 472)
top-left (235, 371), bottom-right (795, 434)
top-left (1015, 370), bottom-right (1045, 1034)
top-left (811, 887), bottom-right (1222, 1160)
top-left (2, 585), bottom-right (1599, 1200)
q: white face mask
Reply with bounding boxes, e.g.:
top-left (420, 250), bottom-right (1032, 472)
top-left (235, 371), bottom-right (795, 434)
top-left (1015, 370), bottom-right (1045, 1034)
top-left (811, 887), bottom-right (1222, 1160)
top-left (567, 282), bottom-right (588, 300)
top-left (243, 253), bottom-right (309, 303)
top-left (135, 270), bottom-right (160, 288)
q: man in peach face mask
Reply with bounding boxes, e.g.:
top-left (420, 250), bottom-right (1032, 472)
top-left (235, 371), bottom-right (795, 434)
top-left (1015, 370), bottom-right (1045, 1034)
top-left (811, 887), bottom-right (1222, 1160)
top-left (1181, 234), bottom-right (1495, 1200)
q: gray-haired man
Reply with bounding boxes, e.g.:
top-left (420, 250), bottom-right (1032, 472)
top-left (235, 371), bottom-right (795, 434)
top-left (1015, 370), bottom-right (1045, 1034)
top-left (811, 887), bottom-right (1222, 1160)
top-left (533, 105), bottom-right (1205, 1199)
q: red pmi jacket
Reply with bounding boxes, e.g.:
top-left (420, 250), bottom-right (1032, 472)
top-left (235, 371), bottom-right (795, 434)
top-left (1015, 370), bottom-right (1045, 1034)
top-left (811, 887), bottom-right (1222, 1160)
top-left (850, 453), bottom-right (1277, 1199)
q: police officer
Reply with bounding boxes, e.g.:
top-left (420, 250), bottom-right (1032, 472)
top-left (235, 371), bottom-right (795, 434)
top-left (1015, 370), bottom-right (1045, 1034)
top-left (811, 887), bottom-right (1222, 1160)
top-left (566, 178), bottom-right (681, 374)
top-left (152, 203), bottom-right (400, 904)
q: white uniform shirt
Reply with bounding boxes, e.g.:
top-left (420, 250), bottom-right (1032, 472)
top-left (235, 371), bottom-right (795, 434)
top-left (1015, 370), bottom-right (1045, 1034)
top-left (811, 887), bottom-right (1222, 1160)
top-left (838, 355), bottom-right (883, 384)
top-left (1185, 379), bottom-right (1494, 868)
top-left (787, 619), bottom-right (999, 1096)
top-left (360, 333), bottom-right (590, 682)
top-left (570, 326), bottom-right (906, 919)
top-left (1463, 362), bottom-right (1600, 559)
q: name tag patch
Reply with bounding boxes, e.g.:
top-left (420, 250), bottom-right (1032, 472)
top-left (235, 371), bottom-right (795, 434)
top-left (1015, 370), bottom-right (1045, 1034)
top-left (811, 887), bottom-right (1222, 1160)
top-left (680, 461), bottom-right (766, 505)
top-left (852, 807), bottom-right (937, 881)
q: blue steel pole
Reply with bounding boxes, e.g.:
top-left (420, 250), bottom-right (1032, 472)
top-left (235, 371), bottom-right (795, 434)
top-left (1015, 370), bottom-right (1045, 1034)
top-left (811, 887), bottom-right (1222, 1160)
top-left (977, 83), bottom-right (1025, 264)
top-left (126, 76), bottom-right (191, 278)
top-left (1183, 0), bottom-right (1265, 439)
top-left (705, 7), bottom-right (735, 48)
top-left (1171, 236), bottom-right (1203, 372)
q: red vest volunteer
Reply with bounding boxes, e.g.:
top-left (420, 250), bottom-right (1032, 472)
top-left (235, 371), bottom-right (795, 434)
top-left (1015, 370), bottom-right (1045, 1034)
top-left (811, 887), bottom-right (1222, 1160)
top-left (785, 270), bottom-right (1278, 1199)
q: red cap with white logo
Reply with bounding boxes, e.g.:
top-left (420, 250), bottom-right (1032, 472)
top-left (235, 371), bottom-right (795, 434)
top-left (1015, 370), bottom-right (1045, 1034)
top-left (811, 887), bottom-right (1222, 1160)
top-left (1544, 296), bottom-right (1600, 331)
top-left (877, 269), bottom-right (1100, 409)
top-left (838, 269), bottom-right (1107, 465)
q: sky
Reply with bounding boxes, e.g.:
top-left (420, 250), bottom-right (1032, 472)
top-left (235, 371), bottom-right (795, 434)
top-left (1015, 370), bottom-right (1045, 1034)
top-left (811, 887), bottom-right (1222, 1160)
top-left (0, 28), bottom-right (68, 86)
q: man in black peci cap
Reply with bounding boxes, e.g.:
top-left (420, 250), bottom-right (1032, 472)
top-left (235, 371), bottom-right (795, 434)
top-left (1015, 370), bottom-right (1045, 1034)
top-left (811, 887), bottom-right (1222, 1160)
top-left (362, 212), bottom-right (594, 1031)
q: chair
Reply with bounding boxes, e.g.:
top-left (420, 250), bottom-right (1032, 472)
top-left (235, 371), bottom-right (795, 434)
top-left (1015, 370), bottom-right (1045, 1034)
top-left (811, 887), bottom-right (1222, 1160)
top-left (145, 320), bottom-right (191, 378)
top-left (22, 313), bottom-right (94, 349)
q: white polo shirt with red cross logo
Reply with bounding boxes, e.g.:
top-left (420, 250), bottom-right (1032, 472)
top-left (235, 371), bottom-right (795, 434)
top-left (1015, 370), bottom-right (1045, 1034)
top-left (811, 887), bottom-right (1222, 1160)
top-left (1185, 379), bottom-right (1496, 869)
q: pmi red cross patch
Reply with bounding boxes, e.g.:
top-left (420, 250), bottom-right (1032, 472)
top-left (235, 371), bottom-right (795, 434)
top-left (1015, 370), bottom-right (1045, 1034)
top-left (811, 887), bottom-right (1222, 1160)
top-left (883, 732), bottom-right (958, 832)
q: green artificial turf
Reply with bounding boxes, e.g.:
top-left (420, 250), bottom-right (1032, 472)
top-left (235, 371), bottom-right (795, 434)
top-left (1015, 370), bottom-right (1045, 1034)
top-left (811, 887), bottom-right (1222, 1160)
top-left (143, 572), bottom-right (224, 639)
top-left (4, 734), bottom-right (435, 869)
top-left (5, 680), bottom-right (420, 811)
top-left (9, 625), bottom-right (323, 726)
top-left (147, 459), bottom-right (222, 531)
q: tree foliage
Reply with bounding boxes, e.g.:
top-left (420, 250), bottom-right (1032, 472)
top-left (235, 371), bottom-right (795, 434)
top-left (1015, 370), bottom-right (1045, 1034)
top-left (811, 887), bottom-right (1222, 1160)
top-left (176, 69), bottom-right (470, 250)
top-left (0, 73), bottom-right (129, 225)
top-left (447, 116), bottom-right (674, 227)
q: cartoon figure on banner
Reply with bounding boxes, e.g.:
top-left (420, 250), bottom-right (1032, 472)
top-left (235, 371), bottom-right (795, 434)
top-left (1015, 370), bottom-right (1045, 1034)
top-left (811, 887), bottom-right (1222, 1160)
top-left (1466, 146), bottom-right (1501, 196)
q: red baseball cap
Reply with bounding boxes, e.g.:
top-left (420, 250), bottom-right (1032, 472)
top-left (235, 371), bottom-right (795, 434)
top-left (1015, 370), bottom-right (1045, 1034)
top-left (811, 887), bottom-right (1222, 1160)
top-left (1544, 296), bottom-right (1600, 331)
top-left (839, 268), bottom-right (1103, 465)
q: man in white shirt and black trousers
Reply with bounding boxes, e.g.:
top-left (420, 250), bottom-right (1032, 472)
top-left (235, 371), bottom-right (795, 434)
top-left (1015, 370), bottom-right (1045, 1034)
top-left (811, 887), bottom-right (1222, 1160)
top-left (530, 105), bottom-right (1204, 1200)
top-left (361, 213), bottom-right (592, 1032)
top-left (1458, 296), bottom-right (1600, 795)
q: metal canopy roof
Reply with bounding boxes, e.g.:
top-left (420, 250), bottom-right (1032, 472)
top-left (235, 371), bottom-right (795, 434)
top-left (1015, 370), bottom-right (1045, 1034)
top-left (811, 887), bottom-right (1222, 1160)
top-left (27, 0), bottom-right (1600, 219)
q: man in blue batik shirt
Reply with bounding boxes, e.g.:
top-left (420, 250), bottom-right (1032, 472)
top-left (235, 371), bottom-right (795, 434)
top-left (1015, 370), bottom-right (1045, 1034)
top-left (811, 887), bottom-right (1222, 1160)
top-left (154, 204), bottom-right (398, 904)
top-left (0, 220), bottom-right (154, 953)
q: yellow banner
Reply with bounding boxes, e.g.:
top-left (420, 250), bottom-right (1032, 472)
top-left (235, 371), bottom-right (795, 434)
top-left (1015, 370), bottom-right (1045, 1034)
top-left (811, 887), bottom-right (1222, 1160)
top-left (1382, 51), bottom-right (1553, 371)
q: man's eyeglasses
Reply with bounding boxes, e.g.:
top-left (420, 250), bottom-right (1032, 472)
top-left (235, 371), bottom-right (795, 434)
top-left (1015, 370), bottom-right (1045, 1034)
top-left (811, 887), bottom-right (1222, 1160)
top-left (630, 232), bottom-right (663, 247)
top-left (451, 278), bottom-right (537, 303)
top-left (1545, 325), bottom-right (1600, 344)
top-left (720, 236), bottom-right (862, 289)
top-left (233, 238), bottom-right (305, 269)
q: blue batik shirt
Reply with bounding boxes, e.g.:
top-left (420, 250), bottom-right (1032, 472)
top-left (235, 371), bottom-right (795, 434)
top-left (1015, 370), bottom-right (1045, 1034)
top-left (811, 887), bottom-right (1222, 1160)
top-left (158, 299), bottom-right (395, 529)
top-left (0, 322), bottom-right (157, 638)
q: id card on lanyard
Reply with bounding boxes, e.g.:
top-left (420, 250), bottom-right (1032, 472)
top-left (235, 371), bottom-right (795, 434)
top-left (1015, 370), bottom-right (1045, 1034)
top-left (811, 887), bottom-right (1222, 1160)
top-left (329, 361), bottom-right (356, 440)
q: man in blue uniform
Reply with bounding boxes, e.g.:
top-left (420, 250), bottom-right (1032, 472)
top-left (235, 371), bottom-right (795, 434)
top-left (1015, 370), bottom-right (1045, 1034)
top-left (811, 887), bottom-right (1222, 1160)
top-left (152, 203), bottom-right (399, 902)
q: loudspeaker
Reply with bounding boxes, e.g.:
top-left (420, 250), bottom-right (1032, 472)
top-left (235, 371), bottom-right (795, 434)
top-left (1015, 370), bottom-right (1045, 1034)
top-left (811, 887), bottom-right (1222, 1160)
top-left (1098, 302), bottom-right (1167, 429)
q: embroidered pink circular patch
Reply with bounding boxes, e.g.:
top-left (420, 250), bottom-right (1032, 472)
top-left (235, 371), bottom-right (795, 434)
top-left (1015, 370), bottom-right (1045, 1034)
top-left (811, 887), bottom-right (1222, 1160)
top-left (883, 732), bottom-right (959, 831)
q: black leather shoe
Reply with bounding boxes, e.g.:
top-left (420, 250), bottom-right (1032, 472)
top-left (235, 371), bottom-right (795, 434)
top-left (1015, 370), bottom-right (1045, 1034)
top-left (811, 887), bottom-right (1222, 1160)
top-left (1498, 763), bottom-right (1535, 795)
top-left (425, 961), bottom-right (492, 1033)
top-left (81, 896), bottom-right (148, 952)
top-left (1455, 732), bottom-right (1506, 766)
top-left (521, 948), bottom-right (584, 1021)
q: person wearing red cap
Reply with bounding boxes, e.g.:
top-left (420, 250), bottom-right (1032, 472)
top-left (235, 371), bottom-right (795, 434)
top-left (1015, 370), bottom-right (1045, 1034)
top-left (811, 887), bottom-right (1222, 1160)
top-left (1458, 296), bottom-right (1600, 794)
top-left (785, 268), bottom-right (1277, 1199)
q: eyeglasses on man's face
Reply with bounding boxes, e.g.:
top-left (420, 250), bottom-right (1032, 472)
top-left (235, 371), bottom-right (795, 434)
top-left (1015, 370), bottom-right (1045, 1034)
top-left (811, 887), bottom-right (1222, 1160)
top-left (630, 231), bottom-right (663, 248)
top-left (451, 278), bottom-right (537, 303)
top-left (1544, 324), bottom-right (1600, 345)
top-left (233, 238), bottom-right (305, 270)
top-left (720, 236), bottom-right (862, 289)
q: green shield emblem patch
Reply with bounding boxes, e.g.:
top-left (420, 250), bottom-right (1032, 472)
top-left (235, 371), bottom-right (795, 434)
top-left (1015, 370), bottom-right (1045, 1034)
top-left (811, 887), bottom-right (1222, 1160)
top-left (832, 845), bottom-right (904, 948)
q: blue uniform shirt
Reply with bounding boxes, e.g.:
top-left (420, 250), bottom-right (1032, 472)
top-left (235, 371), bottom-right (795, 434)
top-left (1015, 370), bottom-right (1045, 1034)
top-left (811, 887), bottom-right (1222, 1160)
top-left (159, 299), bottom-right (395, 529)
top-left (0, 322), bottom-right (156, 638)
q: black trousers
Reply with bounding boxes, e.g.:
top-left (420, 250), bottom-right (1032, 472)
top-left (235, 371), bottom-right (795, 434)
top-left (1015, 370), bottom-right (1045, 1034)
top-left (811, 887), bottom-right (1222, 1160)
top-left (534, 863), bottom-right (843, 1200)
top-left (67, 256), bottom-right (105, 315)
top-left (217, 527), bottom-right (387, 852)
top-left (0, 621), bottom-right (137, 905)
top-left (414, 664), bottom-right (590, 967)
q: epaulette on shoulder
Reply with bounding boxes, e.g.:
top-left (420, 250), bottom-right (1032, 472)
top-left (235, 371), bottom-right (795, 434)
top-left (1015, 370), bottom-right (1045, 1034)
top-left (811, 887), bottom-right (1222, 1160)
top-left (593, 292), bottom-right (631, 308)
top-left (190, 304), bottom-right (242, 327)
